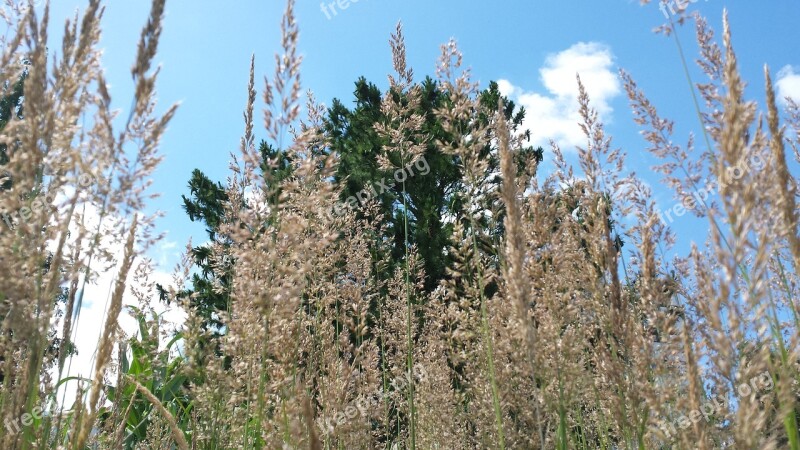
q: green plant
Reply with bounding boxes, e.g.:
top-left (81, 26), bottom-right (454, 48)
top-left (102, 307), bottom-right (190, 449)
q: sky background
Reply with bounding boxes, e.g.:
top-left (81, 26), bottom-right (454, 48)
top-left (37, 0), bottom-right (800, 265)
top-left (17, 0), bottom-right (800, 395)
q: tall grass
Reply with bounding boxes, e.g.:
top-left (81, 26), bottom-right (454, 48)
top-left (0, 0), bottom-right (797, 449)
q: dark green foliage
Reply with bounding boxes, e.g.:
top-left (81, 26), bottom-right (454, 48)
top-left (101, 308), bottom-right (190, 449)
top-left (175, 77), bottom-right (541, 340)
top-left (324, 78), bottom-right (542, 292)
top-left (0, 70), bottom-right (25, 169)
top-left (167, 140), bottom-right (294, 337)
top-left (182, 169), bottom-right (228, 242)
top-left (0, 70), bottom-right (26, 191)
top-left (176, 167), bottom-right (236, 337)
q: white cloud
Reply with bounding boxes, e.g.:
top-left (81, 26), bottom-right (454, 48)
top-left (776, 65), bottom-right (800, 106)
top-left (49, 197), bottom-right (186, 408)
top-left (56, 263), bottom-right (185, 408)
top-left (496, 79), bottom-right (518, 98)
top-left (498, 42), bottom-right (621, 149)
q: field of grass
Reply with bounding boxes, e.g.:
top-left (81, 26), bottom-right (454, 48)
top-left (0, 0), bottom-right (798, 448)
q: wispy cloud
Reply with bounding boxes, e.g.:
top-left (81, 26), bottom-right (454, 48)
top-left (497, 42), bottom-right (621, 149)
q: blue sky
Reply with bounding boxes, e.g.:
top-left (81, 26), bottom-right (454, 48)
top-left (36, 0), bottom-right (800, 266)
top-left (20, 0), bottom-right (800, 399)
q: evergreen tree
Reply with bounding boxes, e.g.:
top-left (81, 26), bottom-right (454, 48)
top-left (172, 141), bottom-right (293, 339)
top-left (175, 77), bottom-right (541, 335)
top-left (324, 77), bottom-right (542, 292)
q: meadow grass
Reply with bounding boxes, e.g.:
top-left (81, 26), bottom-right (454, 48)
top-left (0, 0), bottom-right (797, 448)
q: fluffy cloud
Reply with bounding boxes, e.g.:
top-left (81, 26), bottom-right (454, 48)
top-left (57, 261), bottom-right (183, 402)
top-left (50, 197), bottom-right (186, 408)
top-left (497, 42), bottom-right (621, 149)
top-left (776, 65), bottom-right (800, 106)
